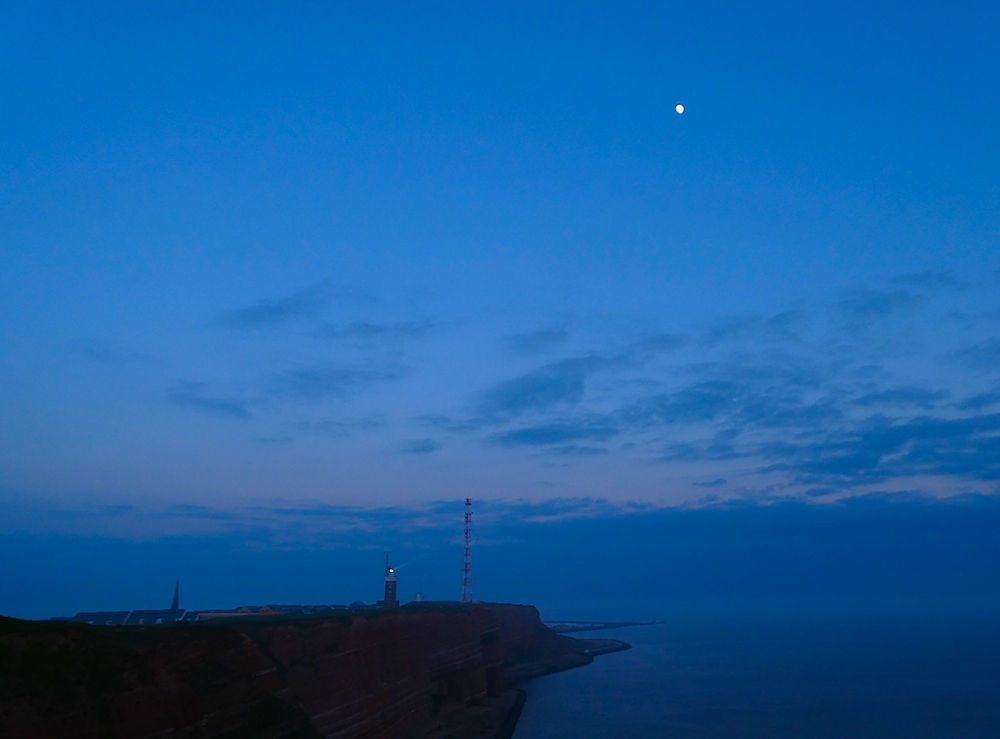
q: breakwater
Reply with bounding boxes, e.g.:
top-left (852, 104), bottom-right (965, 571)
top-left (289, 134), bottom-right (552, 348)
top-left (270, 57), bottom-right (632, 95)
top-left (0, 603), bottom-right (616, 739)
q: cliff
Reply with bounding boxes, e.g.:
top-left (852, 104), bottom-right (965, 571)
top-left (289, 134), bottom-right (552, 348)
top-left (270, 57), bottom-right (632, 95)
top-left (0, 603), bottom-right (578, 739)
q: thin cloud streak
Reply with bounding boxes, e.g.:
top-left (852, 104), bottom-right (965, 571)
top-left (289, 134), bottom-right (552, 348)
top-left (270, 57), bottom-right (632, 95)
top-left (891, 271), bottom-right (963, 290)
top-left (264, 363), bottom-right (402, 401)
top-left (219, 282), bottom-right (381, 331)
top-left (489, 421), bottom-right (618, 447)
top-left (504, 328), bottom-right (569, 355)
top-left (398, 438), bottom-right (443, 454)
top-left (167, 382), bottom-right (251, 419)
top-left (313, 319), bottom-right (438, 341)
top-left (950, 338), bottom-right (1000, 371)
top-left (219, 282), bottom-right (331, 330)
top-left (79, 343), bottom-right (157, 367)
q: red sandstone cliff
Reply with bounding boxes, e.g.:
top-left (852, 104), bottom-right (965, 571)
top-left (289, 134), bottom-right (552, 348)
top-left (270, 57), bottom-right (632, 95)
top-left (0, 604), bottom-right (573, 739)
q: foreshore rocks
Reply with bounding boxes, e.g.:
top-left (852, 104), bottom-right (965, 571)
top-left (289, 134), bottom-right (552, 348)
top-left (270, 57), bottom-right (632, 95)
top-left (0, 603), bottom-right (594, 739)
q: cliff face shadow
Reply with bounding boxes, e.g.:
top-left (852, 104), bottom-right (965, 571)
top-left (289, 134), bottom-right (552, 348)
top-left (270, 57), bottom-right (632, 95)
top-left (0, 603), bottom-right (596, 739)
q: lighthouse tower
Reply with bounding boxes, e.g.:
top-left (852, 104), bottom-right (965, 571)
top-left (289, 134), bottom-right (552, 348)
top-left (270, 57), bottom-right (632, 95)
top-left (383, 552), bottom-right (399, 609)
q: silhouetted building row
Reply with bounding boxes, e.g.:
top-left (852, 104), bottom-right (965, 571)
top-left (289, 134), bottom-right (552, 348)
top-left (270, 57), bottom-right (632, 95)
top-left (51, 581), bottom-right (193, 625)
top-left (52, 557), bottom-right (413, 625)
top-left (50, 581), bottom-right (352, 625)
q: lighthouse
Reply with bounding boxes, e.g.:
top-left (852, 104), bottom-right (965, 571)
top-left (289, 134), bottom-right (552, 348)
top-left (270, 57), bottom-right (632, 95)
top-left (383, 552), bottom-right (399, 609)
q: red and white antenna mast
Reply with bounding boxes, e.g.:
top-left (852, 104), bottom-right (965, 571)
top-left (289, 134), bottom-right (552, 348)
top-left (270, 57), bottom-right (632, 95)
top-left (461, 498), bottom-right (473, 603)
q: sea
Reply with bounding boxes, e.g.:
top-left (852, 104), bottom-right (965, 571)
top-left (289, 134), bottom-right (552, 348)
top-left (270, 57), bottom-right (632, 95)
top-left (514, 610), bottom-right (1000, 739)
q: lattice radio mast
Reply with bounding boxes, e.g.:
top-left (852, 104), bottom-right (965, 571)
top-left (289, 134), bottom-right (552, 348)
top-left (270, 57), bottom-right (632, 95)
top-left (461, 498), bottom-right (473, 603)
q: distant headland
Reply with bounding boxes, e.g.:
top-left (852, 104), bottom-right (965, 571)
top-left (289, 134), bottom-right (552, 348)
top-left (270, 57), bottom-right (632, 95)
top-left (2, 601), bottom-right (631, 739)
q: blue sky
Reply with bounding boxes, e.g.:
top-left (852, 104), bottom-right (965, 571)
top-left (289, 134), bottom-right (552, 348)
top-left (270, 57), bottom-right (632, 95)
top-left (2, 2), bottom-right (999, 616)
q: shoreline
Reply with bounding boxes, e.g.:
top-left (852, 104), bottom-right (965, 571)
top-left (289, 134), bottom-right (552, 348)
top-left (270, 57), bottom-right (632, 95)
top-left (423, 636), bottom-right (632, 738)
top-left (546, 620), bottom-right (664, 634)
top-left (564, 636), bottom-right (633, 657)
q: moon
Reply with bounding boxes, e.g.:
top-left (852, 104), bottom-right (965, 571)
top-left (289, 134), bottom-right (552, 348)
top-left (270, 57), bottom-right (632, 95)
top-left (675, 103), bottom-right (685, 114)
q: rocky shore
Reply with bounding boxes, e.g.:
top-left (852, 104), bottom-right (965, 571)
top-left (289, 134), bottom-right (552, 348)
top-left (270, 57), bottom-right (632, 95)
top-left (416, 635), bottom-right (631, 739)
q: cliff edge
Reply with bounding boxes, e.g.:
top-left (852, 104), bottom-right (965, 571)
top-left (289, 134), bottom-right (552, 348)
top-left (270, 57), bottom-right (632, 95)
top-left (0, 603), bottom-right (598, 739)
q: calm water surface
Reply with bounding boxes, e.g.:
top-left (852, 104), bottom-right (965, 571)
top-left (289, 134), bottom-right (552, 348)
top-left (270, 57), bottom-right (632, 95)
top-left (514, 613), bottom-right (1000, 739)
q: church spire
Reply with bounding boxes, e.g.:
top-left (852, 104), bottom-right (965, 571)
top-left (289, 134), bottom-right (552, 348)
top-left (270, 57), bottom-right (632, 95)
top-left (171, 580), bottom-right (180, 611)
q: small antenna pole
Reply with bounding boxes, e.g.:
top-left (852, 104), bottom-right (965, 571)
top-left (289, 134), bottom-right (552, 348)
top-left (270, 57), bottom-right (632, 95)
top-left (461, 498), bottom-right (473, 603)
